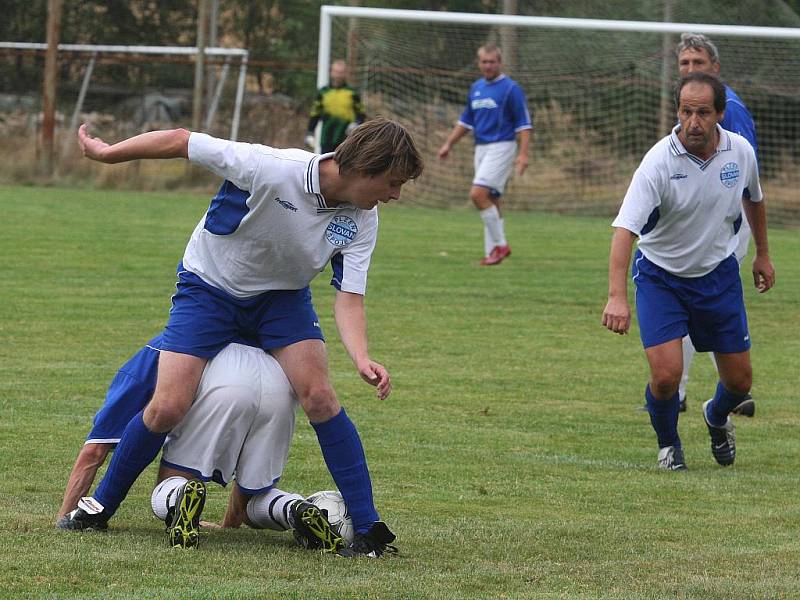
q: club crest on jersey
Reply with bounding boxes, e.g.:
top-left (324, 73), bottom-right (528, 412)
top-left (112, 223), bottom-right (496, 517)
top-left (720, 162), bottom-right (740, 188)
top-left (471, 98), bottom-right (498, 110)
top-left (325, 215), bottom-right (357, 247)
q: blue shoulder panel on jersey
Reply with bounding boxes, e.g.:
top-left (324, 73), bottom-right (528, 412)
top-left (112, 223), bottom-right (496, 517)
top-left (733, 213), bottom-right (743, 234)
top-left (330, 252), bottom-right (344, 290)
top-left (640, 207), bottom-right (660, 236)
top-left (204, 180), bottom-right (251, 235)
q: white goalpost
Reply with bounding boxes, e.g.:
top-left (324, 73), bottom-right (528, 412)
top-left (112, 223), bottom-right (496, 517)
top-left (0, 42), bottom-right (249, 141)
top-left (318, 6), bottom-right (800, 224)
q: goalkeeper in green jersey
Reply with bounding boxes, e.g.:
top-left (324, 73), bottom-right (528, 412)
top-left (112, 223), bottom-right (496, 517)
top-left (306, 60), bottom-right (366, 153)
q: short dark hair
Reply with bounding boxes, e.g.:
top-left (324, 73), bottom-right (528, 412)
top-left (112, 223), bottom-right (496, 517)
top-left (674, 72), bottom-right (726, 114)
top-left (334, 117), bottom-right (424, 181)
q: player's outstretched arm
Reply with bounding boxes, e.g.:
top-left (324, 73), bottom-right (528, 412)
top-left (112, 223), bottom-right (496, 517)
top-left (334, 291), bottom-right (391, 400)
top-left (743, 197), bottom-right (775, 293)
top-left (57, 443), bottom-right (112, 521)
top-left (602, 227), bottom-right (637, 335)
top-left (78, 123), bottom-right (190, 164)
top-left (437, 124), bottom-right (470, 160)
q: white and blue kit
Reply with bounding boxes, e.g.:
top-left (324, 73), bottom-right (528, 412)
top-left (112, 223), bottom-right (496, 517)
top-left (613, 125), bottom-right (761, 352)
top-left (86, 337), bottom-right (297, 493)
top-left (163, 134), bottom-right (379, 357)
top-left (458, 74), bottom-right (532, 195)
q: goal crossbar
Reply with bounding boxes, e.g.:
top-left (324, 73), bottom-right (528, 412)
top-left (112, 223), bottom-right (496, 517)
top-left (1, 42), bottom-right (249, 140)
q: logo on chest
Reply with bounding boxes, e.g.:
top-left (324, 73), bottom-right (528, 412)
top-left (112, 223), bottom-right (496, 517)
top-left (719, 162), bottom-right (740, 188)
top-left (471, 98), bottom-right (498, 110)
top-left (325, 215), bottom-right (358, 247)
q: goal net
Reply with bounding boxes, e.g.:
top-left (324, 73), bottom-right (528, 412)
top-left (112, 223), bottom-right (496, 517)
top-left (321, 7), bottom-right (800, 225)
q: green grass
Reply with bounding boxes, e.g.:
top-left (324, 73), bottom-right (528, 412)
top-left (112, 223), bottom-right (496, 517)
top-left (1, 185), bottom-right (799, 599)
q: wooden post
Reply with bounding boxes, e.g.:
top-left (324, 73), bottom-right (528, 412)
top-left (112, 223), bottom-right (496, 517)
top-left (500, 0), bottom-right (518, 74)
top-left (658, 0), bottom-right (675, 135)
top-left (192, 0), bottom-right (208, 132)
top-left (41, 0), bottom-right (63, 176)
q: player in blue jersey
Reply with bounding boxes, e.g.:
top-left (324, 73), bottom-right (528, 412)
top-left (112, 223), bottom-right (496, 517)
top-left (437, 43), bottom-right (532, 265)
top-left (58, 337), bottom-right (346, 552)
top-left (603, 73), bottom-right (774, 470)
top-left (64, 118), bottom-right (423, 558)
top-left (672, 33), bottom-right (759, 417)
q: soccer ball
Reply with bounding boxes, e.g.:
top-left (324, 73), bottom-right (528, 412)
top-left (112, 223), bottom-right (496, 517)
top-left (306, 490), bottom-right (354, 543)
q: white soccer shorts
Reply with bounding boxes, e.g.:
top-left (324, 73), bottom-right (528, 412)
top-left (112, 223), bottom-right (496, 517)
top-left (161, 343), bottom-right (298, 492)
top-left (473, 140), bottom-right (517, 196)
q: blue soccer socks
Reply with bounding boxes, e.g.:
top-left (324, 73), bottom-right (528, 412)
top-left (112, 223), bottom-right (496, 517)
top-left (645, 385), bottom-right (681, 449)
top-left (706, 381), bottom-right (748, 427)
top-left (311, 408), bottom-right (379, 534)
top-left (94, 410), bottom-right (167, 516)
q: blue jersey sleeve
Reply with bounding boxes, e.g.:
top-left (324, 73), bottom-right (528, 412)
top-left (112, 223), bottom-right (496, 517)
top-left (722, 87), bottom-right (758, 160)
top-left (458, 87), bottom-right (475, 129)
top-left (508, 83), bottom-right (532, 131)
top-left (721, 102), bottom-right (758, 158)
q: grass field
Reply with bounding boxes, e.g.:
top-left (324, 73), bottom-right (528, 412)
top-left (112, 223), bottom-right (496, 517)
top-left (1, 184), bottom-right (799, 599)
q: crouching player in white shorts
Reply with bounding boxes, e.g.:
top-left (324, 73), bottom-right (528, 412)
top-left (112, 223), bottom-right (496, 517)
top-left (602, 73), bottom-right (774, 471)
top-left (58, 336), bottom-right (346, 552)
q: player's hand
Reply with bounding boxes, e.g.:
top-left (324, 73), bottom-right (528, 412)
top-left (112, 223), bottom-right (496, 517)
top-left (752, 255), bottom-right (775, 293)
top-left (515, 153), bottom-right (529, 176)
top-left (602, 296), bottom-right (631, 335)
top-left (78, 123), bottom-right (110, 162)
top-left (304, 134), bottom-right (315, 148)
top-left (437, 143), bottom-right (450, 160)
top-left (357, 359), bottom-right (392, 400)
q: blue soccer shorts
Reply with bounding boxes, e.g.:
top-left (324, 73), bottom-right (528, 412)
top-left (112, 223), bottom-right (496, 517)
top-left (162, 266), bottom-right (324, 358)
top-left (632, 250), bottom-right (750, 353)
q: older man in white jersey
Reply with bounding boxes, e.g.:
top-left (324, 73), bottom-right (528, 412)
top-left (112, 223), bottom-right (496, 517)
top-left (602, 73), bottom-right (774, 471)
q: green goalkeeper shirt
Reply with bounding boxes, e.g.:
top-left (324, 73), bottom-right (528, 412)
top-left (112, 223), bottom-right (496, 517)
top-left (307, 84), bottom-right (366, 153)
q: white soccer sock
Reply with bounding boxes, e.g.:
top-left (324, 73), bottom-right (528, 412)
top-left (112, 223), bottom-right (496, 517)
top-left (480, 206), bottom-right (503, 251)
top-left (497, 217), bottom-right (508, 247)
top-left (151, 476), bottom-right (188, 520)
top-left (246, 488), bottom-right (303, 531)
top-left (483, 224), bottom-right (493, 257)
top-left (679, 335), bottom-right (696, 401)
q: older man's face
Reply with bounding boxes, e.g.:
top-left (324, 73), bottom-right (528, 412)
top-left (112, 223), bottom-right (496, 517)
top-left (678, 48), bottom-right (721, 77)
top-left (677, 81), bottom-right (722, 157)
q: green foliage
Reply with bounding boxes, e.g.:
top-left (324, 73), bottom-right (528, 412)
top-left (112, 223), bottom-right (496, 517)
top-left (1, 185), bottom-right (800, 597)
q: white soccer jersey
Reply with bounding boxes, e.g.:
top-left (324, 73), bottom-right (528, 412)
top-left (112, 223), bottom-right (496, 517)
top-left (162, 343), bottom-right (298, 491)
top-left (184, 133), bottom-right (379, 298)
top-left (612, 125), bottom-right (761, 277)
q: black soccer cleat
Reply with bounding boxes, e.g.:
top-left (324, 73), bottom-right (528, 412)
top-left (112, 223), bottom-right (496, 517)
top-left (56, 497), bottom-right (110, 531)
top-left (703, 399), bottom-right (736, 466)
top-left (657, 445), bottom-right (688, 471)
top-left (731, 393), bottom-right (755, 418)
top-left (337, 521), bottom-right (397, 558)
top-left (166, 480), bottom-right (206, 549)
top-left (291, 500), bottom-right (346, 553)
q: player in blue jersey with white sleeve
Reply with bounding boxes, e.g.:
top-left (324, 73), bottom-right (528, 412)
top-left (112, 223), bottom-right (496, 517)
top-left (64, 118), bottom-right (423, 558)
top-left (602, 73), bottom-right (774, 471)
top-left (671, 33), bottom-right (759, 417)
top-left (437, 43), bottom-right (532, 265)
